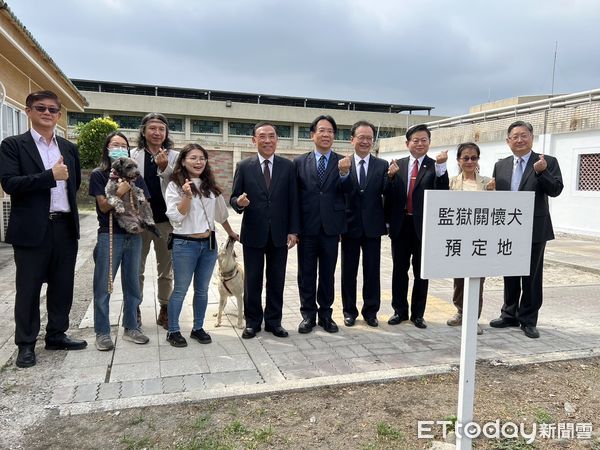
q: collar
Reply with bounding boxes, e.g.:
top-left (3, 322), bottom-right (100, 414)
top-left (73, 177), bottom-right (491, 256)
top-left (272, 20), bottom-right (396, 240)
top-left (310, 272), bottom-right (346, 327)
top-left (30, 127), bottom-right (57, 146)
top-left (314, 149), bottom-right (332, 161)
top-left (354, 153), bottom-right (370, 165)
top-left (258, 154), bottom-right (274, 165)
top-left (514, 151), bottom-right (532, 165)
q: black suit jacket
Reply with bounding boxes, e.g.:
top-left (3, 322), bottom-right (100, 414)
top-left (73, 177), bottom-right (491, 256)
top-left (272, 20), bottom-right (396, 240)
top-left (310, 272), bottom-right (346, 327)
top-left (384, 154), bottom-right (449, 240)
top-left (294, 151), bottom-right (347, 236)
top-left (230, 154), bottom-right (299, 248)
top-left (493, 151), bottom-right (563, 243)
top-left (0, 130), bottom-right (81, 246)
top-left (341, 155), bottom-right (388, 239)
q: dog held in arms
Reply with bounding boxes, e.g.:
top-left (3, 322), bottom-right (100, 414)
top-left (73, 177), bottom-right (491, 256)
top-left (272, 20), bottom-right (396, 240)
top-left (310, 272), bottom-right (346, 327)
top-left (105, 157), bottom-right (159, 236)
top-left (215, 236), bottom-right (244, 329)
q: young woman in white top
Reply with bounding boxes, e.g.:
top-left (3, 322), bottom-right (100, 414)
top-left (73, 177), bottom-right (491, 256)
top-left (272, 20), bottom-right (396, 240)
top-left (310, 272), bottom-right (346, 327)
top-left (165, 144), bottom-right (238, 347)
top-left (447, 142), bottom-right (495, 335)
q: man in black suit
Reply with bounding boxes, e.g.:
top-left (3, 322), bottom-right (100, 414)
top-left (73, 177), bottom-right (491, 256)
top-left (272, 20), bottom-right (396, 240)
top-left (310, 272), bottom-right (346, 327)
top-left (294, 115), bottom-right (346, 334)
top-left (384, 124), bottom-right (449, 329)
top-left (0, 90), bottom-right (87, 368)
top-left (338, 121), bottom-right (388, 327)
top-left (489, 120), bottom-right (563, 338)
top-left (230, 122), bottom-right (299, 339)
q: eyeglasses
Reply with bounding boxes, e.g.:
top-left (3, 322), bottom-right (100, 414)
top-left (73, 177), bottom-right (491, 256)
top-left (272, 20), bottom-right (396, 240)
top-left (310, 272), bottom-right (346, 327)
top-left (508, 133), bottom-right (531, 141)
top-left (355, 136), bottom-right (373, 143)
top-left (460, 156), bottom-right (480, 162)
top-left (32, 104), bottom-right (60, 114)
top-left (186, 156), bottom-right (206, 162)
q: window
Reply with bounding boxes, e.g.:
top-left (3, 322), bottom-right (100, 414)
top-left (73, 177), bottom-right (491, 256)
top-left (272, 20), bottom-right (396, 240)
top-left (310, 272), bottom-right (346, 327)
top-left (167, 117), bottom-right (184, 132)
top-left (335, 127), bottom-right (351, 141)
top-left (111, 115), bottom-right (143, 130)
top-left (192, 119), bottom-right (221, 134)
top-left (229, 122), bottom-right (254, 136)
top-left (1, 103), bottom-right (27, 141)
top-left (276, 124), bottom-right (292, 138)
top-left (68, 112), bottom-right (101, 126)
top-left (377, 129), bottom-right (395, 139)
top-left (578, 153), bottom-right (600, 191)
top-left (298, 126), bottom-right (311, 139)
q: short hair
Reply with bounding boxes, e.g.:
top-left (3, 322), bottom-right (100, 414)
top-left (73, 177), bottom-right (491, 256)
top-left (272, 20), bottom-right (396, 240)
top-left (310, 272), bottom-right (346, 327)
top-left (406, 124), bottom-right (431, 141)
top-left (25, 90), bottom-right (61, 109)
top-left (137, 112), bottom-right (174, 150)
top-left (253, 121), bottom-right (278, 136)
top-left (350, 120), bottom-right (376, 137)
top-left (456, 142), bottom-right (480, 159)
top-left (507, 120), bottom-right (533, 136)
top-left (310, 115), bottom-right (337, 133)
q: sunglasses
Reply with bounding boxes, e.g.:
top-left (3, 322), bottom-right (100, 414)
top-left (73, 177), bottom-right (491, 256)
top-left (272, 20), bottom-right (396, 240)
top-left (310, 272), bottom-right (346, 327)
top-left (32, 105), bottom-right (60, 114)
top-left (459, 156), bottom-right (480, 162)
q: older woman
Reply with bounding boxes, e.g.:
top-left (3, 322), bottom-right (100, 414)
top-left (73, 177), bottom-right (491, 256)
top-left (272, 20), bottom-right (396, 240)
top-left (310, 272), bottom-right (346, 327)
top-left (446, 142), bottom-right (495, 335)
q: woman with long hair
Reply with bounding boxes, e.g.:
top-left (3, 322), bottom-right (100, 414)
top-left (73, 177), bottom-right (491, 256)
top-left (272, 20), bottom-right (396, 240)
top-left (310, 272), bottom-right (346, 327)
top-left (90, 131), bottom-right (151, 350)
top-left (165, 143), bottom-right (238, 347)
top-left (446, 142), bottom-right (495, 335)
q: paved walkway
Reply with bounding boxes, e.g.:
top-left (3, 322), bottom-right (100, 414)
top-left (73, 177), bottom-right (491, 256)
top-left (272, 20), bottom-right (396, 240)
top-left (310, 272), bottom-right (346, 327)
top-left (0, 212), bottom-right (599, 416)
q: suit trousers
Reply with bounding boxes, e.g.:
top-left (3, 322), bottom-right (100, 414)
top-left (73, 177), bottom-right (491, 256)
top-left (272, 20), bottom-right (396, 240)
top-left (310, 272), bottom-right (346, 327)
top-left (501, 241), bottom-right (546, 326)
top-left (341, 235), bottom-right (381, 320)
top-left (140, 221), bottom-right (173, 306)
top-left (452, 277), bottom-right (485, 318)
top-left (297, 233), bottom-right (339, 321)
top-left (390, 216), bottom-right (428, 320)
top-left (243, 236), bottom-right (288, 329)
top-left (13, 217), bottom-right (78, 346)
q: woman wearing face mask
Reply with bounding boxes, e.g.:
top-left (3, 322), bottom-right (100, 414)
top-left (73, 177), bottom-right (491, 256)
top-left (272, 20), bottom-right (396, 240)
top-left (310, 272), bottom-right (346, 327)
top-left (446, 142), bottom-right (495, 335)
top-left (165, 143), bottom-right (238, 347)
top-left (89, 131), bottom-right (152, 351)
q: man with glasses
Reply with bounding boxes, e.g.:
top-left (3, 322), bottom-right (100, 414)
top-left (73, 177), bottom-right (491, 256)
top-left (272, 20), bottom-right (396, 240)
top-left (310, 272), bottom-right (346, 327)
top-left (294, 115), bottom-right (346, 334)
top-left (0, 90), bottom-right (87, 368)
top-left (384, 124), bottom-right (449, 329)
top-left (489, 121), bottom-right (563, 338)
top-left (230, 122), bottom-right (299, 339)
top-left (131, 113), bottom-right (178, 329)
top-left (337, 121), bottom-right (389, 327)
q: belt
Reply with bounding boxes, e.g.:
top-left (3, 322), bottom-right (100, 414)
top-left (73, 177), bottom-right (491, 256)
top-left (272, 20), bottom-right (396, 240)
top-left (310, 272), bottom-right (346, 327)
top-left (171, 233), bottom-right (209, 242)
top-left (49, 212), bottom-right (71, 220)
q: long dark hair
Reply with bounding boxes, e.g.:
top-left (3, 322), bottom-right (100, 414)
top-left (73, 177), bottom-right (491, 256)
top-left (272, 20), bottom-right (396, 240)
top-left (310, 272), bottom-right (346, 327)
top-left (98, 131), bottom-right (130, 172)
top-left (171, 143), bottom-right (222, 197)
top-left (137, 113), bottom-right (174, 150)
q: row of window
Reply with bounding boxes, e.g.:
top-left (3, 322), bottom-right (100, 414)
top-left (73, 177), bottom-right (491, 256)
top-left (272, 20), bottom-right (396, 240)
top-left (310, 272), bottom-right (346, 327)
top-left (67, 113), bottom-right (398, 140)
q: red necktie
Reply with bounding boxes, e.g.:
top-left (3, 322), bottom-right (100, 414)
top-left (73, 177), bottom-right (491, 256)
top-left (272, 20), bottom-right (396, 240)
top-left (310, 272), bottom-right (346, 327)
top-left (407, 160), bottom-right (418, 214)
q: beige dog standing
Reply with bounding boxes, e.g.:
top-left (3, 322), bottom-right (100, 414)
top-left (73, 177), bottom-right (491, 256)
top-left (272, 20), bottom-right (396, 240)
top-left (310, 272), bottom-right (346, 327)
top-left (215, 236), bottom-right (244, 329)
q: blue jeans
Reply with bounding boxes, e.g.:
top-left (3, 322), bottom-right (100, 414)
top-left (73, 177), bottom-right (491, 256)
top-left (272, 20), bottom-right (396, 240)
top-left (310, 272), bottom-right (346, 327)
top-left (168, 238), bottom-right (218, 333)
top-left (93, 232), bottom-right (142, 335)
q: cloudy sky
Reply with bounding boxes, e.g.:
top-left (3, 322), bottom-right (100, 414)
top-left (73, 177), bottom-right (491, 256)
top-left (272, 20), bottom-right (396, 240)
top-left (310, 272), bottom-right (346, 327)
top-left (8, 0), bottom-right (600, 116)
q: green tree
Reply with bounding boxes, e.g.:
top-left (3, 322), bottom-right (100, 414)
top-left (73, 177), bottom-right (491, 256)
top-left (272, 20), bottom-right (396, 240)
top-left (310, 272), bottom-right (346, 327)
top-left (74, 117), bottom-right (119, 169)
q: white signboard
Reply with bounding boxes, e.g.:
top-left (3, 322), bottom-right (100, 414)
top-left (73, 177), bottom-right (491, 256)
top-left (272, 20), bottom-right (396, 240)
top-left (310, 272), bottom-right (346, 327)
top-left (421, 191), bottom-right (535, 279)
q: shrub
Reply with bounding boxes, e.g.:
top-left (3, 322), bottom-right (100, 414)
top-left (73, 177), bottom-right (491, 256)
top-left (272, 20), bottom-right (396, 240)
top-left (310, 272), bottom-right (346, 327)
top-left (74, 117), bottom-right (119, 169)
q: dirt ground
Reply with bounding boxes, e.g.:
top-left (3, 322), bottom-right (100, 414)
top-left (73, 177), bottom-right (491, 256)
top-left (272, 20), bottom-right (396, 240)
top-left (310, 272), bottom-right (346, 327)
top-left (10, 357), bottom-right (598, 450)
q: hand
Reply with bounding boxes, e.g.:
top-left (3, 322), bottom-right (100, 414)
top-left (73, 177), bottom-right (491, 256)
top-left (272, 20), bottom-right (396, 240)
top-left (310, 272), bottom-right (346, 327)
top-left (52, 156), bottom-right (69, 181)
top-left (436, 150), bottom-right (449, 164)
top-left (387, 159), bottom-right (399, 178)
top-left (236, 192), bottom-right (250, 207)
top-left (182, 178), bottom-right (193, 198)
top-left (229, 232), bottom-right (240, 242)
top-left (485, 177), bottom-right (496, 191)
top-left (533, 154), bottom-right (547, 174)
top-left (116, 180), bottom-right (132, 198)
top-left (338, 154), bottom-right (352, 175)
top-left (287, 234), bottom-right (298, 249)
top-left (155, 149), bottom-right (168, 171)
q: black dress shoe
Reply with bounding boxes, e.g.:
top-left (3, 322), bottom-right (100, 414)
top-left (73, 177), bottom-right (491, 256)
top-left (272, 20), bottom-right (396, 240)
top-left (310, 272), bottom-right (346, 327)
top-left (45, 336), bottom-right (88, 351)
top-left (317, 318), bottom-right (339, 333)
top-left (343, 317), bottom-right (356, 327)
top-left (489, 317), bottom-right (520, 328)
top-left (241, 327), bottom-right (259, 339)
top-left (16, 346), bottom-right (36, 368)
top-left (521, 325), bottom-right (540, 339)
top-left (298, 318), bottom-right (316, 334)
top-left (365, 317), bottom-right (379, 327)
top-left (265, 325), bottom-right (289, 338)
top-left (412, 318), bottom-right (427, 329)
top-left (387, 313), bottom-right (408, 325)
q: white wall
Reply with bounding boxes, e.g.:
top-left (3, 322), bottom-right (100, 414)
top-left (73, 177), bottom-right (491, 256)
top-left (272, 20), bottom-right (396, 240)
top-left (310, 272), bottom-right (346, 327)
top-left (379, 131), bottom-right (600, 237)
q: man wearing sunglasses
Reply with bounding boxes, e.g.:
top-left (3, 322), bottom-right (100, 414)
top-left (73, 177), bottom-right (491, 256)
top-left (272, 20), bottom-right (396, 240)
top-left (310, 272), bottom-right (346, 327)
top-left (0, 90), bottom-right (87, 368)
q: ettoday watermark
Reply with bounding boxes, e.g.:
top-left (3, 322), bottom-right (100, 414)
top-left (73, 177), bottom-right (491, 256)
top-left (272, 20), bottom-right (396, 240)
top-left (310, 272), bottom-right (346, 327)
top-left (417, 420), bottom-right (593, 443)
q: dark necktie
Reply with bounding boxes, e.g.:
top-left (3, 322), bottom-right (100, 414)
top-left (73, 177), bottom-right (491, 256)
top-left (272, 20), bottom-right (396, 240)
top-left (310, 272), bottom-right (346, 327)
top-left (407, 159), bottom-right (419, 214)
top-left (359, 159), bottom-right (366, 190)
top-left (317, 155), bottom-right (326, 185)
top-left (263, 159), bottom-right (271, 189)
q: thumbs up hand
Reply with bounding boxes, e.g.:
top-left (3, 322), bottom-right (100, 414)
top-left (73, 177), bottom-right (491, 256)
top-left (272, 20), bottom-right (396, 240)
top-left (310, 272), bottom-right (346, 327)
top-left (52, 155), bottom-right (69, 181)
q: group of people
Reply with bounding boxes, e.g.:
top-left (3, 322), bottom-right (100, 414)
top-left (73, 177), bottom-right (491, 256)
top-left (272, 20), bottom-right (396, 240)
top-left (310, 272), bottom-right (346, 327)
top-left (0, 90), bottom-right (563, 369)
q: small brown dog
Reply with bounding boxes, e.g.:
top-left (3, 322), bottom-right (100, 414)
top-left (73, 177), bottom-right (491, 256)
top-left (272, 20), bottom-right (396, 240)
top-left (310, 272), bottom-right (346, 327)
top-left (105, 157), bottom-right (158, 236)
top-left (215, 236), bottom-right (244, 329)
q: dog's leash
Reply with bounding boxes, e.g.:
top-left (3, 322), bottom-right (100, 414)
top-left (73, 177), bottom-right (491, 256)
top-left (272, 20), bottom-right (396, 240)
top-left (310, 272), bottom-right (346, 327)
top-left (220, 267), bottom-right (239, 296)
